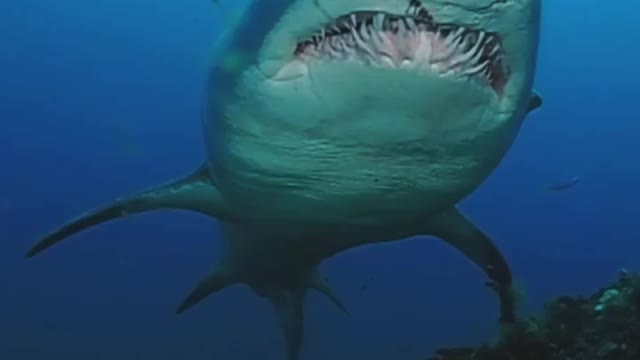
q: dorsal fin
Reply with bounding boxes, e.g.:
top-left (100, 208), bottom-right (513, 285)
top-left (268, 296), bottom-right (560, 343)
top-left (26, 164), bottom-right (233, 257)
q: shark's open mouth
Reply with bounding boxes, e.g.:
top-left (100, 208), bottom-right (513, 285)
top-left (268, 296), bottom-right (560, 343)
top-left (294, 1), bottom-right (509, 94)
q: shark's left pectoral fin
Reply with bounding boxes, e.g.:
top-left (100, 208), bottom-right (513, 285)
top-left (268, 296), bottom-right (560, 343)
top-left (423, 207), bottom-right (516, 323)
top-left (528, 90), bottom-right (543, 113)
top-left (309, 272), bottom-right (351, 317)
top-left (26, 164), bottom-right (232, 257)
top-left (176, 269), bottom-right (235, 314)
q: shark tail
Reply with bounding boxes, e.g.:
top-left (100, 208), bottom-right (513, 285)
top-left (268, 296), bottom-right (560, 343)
top-left (273, 273), bottom-right (350, 360)
top-left (176, 269), bottom-right (349, 360)
top-left (25, 164), bottom-right (231, 257)
top-left (271, 289), bottom-right (306, 360)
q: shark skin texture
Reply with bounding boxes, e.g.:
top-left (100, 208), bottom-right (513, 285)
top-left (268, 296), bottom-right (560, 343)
top-left (26, 1), bottom-right (543, 359)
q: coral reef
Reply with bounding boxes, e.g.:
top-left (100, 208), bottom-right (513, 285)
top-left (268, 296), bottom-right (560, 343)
top-left (429, 270), bottom-right (640, 360)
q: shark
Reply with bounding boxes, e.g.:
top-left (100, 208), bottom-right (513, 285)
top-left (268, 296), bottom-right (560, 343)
top-left (26, 0), bottom-right (542, 359)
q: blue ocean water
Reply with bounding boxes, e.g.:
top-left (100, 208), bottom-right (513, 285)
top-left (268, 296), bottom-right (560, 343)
top-left (1, 0), bottom-right (638, 359)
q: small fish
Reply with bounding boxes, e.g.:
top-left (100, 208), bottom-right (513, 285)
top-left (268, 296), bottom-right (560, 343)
top-left (548, 176), bottom-right (581, 191)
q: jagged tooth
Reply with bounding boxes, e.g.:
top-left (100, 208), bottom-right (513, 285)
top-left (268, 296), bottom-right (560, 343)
top-left (398, 17), bottom-right (407, 33)
top-left (350, 24), bottom-right (358, 40)
top-left (445, 27), bottom-right (465, 47)
top-left (350, 14), bottom-right (357, 26)
top-left (342, 36), bottom-right (356, 57)
top-left (467, 31), bottom-right (486, 62)
top-left (475, 32), bottom-right (486, 48)
top-left (387, 18), bottom-right (394, 32)
top-left (449, 32), bottom-right (485, 68)
top-left (470, 45), bottom-right (485, 64)
top-left (489, 43), bottom-right (500, 57)
top-left (328, 36), bottom-right (337, 50)
top-left (484, 65), bottom-right (492, 77)
top-left (462, 60), bottom-right (490, 76)
top-left (370, 23), bottom-right (386, 49)
top-left (449, 32), bottom-right (465, 52)
top-left (360, 22), bottom-right (371, 42)
top-left (344, 32), bottom-right (355, 47)
top-left (350, 25), bottom-right (360, 41)
top-left (481, 60), bottom-right (491, 73)
top-left (351, 24), bottom-right (376, 61)
top-left (449, 45), bottom-right (474, 67)
top-left (351, 28), bottom-right (373, 51)
top-left (383, 15), bottom-right (392, 30)
top-left (465, 32), bottom-right (477, 46)
top-left (374, 13), bottom-right (385, 30)
top-left (432, 28), bottom-right (463, 62)
top-left (328, 40), bottom-right (342, 58)
top-left (334, 37), bottom-right (346, 53)
top-left (406, 17), bottom-right (417, 31)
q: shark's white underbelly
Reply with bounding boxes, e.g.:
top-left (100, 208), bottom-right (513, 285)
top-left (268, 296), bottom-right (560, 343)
top-left (210, 123), bottom-right (509, 226)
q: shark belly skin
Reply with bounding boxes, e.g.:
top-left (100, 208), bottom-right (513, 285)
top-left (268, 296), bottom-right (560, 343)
top-left (208, 81), bottom-right (521, 226)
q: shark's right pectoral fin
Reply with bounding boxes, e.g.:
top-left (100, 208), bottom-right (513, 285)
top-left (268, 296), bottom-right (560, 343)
top-left (26, 164), bottom-right (232, 257)
top-left (528, 90), bottom-right (543, 114)
top-left (422, 207), bottom-right (516, 323)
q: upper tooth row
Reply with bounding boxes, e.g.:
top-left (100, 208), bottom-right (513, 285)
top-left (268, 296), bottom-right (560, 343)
top-left (307, 14), bottom-right (501, 54)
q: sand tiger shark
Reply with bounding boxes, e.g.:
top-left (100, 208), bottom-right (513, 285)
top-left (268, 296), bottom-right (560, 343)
top-left (26, 0), bottom-right (542, 358)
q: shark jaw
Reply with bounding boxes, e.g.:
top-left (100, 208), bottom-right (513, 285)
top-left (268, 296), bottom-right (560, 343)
top-left (292, 1), bottom-right (509, 94)
top-left (258, 0), bottom-right (540, 104)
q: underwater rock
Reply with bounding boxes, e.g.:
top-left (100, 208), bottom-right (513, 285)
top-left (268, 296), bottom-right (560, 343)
top-left (428, 269), bottom-right (640, 360)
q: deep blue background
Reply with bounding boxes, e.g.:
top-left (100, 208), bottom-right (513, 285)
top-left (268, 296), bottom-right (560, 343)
top-left (1, 0), bottom-right (639, 358)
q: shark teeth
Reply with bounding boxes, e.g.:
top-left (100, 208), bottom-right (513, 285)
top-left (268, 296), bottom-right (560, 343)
top-left (294, 4), bottom-right (508, 94)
